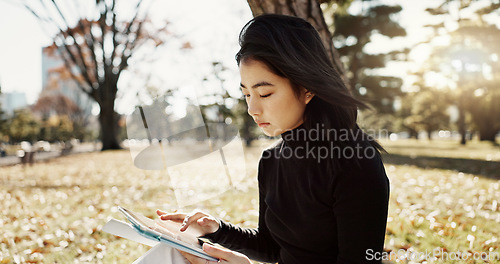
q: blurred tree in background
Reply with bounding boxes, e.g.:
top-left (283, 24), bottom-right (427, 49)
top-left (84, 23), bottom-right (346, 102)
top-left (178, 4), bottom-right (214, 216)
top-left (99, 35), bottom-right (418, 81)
top-left (394, 92), bottom-right (420, 139)
top-left (333, 4), bottom-right (406, 112)
top-left (396, 64), bottom-right (452, 140)
top-left (39, 56), bottom-right (97, 141)
top-left (32, 93), bottom-right (90, 142)
top-left (40, 115), bottom-right (74, 143)
top-left (467, 78), bottom-right (500, 142)
top-left (199, 62), bottom-right (240, 141)
top-left (0, 82), bottom-right (7, 142)
top-left (24, 0), bottom-right (171, 150)
top-left (417, 0), bottom-right (500, 144)
top-left (453, 22), bottom-right (500, 143)
top-left (403, 87), bottom-right (450, 140)
top-left (332, 3), bottom-right (406, 134)
top-left (7, 109), bottom-right (40, 143)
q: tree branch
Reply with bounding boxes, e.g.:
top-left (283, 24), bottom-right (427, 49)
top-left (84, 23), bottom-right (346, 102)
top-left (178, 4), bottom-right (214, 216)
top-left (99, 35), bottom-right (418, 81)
top-left (39, 1), bottom-right (96, 89)
top-left (56, 46), bottom-right (94, 98)
top-left (110, 0), bottom-right (118, 64)
top-left (99, 0), bottom-right (108, 82)
top-left (76, 19), bottom-right (99, 86)
top-left (117, 0), bottom-right (148, 77)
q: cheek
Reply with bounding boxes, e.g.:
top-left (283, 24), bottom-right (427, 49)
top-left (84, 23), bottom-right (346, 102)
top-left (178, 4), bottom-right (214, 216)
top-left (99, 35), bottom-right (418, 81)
top-left (273, 97), bottom-right (305, 121)
top-left (289, 99), bottom-right (307, 120)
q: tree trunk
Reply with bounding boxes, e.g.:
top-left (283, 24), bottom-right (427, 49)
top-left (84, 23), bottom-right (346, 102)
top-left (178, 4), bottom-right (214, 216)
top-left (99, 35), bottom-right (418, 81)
top-left (479, 128), bottom-right (498, 142)
top-left (458, 95), bottom-right (467, 145)
top-left (98, 105), bottom-right (121, 150)
top-left (470, 103), bottom-right (499, 143)
top-left (409, 129), bottom-right (418, 139)
top-left (97, 83), bottom-right (122, 150)
top-left (246, 0), bottom-right (350, 90)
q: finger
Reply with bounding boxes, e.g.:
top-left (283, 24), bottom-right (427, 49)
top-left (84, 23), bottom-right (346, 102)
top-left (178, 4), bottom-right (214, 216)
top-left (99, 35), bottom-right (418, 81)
top-left (180, 211), bottom-right (207, 231)
top-left (156, 209), bottom-right (179, 217)
top-left (159, 212), bottom-right (187, 222)
top-left (197, 217), bottom-right (211, 226)
top-left (196, 217), bottom-right (220, 234)
top-left (156, 209), bottom-right (167, 216)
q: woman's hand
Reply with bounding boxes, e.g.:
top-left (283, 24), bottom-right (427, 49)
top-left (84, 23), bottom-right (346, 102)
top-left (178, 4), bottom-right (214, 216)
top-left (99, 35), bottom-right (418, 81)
top-left (181, 243), bottom-right (252, 264)
top-left (156, 209), bottom-right (220, 235)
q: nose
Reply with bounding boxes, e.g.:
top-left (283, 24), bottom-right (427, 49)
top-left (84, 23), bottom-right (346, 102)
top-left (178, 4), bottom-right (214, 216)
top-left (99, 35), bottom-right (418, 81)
top-left (247, 97), bottom-right (262, 117)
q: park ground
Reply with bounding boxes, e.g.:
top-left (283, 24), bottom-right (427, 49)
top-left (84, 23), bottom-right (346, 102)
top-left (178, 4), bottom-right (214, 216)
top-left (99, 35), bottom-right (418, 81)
top-left (0, 138), bottom-right (499, 263)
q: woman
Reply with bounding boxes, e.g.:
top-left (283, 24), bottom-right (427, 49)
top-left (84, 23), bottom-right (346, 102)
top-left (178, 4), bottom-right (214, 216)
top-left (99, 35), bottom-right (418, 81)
top-left (158, 14), bottom-right (390, 264)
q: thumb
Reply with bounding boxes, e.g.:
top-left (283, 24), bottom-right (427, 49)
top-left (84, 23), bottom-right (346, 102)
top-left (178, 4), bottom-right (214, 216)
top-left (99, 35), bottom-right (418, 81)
top-left (202, 243), bottom-right (234, 261)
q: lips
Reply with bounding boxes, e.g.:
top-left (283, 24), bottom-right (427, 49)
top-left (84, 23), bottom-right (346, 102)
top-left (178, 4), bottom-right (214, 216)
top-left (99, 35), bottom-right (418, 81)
top-left (257, 122), bottom-right (270, 127)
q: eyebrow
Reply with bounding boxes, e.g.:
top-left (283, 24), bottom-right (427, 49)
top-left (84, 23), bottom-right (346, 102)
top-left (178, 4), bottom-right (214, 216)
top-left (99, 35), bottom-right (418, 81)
top-left (240, 81), bottom-right (274, 89)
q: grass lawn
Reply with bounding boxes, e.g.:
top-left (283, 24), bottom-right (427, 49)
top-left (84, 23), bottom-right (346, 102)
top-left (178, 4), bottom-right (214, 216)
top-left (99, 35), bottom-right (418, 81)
top-left (0, 139), bottom-right (498, 263)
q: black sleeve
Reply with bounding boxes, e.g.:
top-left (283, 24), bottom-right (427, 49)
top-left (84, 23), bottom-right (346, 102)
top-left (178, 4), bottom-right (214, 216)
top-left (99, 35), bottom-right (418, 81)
top-left (202, 158), bottom-right (280, 263)
top-left (333, 153), bottom-right (390, 264)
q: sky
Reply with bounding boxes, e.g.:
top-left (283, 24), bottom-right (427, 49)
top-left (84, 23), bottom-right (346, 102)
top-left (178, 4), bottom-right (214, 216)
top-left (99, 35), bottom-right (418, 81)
top-left (0, 0), bottom-right (496, 115)
top-left (0, 0), bottom-right (51, 103)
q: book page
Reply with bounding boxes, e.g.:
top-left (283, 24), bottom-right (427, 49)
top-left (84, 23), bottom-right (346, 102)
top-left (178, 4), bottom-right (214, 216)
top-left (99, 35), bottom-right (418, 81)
top-left (103, 218), bottom-right (159, 247)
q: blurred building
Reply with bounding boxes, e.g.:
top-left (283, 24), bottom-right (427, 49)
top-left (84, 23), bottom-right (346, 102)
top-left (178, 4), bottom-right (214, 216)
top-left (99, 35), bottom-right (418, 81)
top-left (0, 91), bottom-right (28, 116)
top-left (38, 45), bottom-right (99, 139)
top-left (41, 45), bottom-right (94, 117)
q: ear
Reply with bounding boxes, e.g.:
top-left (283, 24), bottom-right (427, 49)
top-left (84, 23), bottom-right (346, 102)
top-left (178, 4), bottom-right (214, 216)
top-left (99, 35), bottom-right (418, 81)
top-left (304, 90), bottom-right (314, 104)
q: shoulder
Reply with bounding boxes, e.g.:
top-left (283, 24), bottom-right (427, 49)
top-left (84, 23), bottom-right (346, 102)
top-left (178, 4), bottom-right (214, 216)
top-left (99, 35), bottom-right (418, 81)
top-left (334, 140), bottom-right (387, 183)
top-left (257, 139), bottom-right (282, 174)
top-left (354, 141), bottom-right (383, 167)
top-left (338, 139), bottom-right (382, 164)
top-left (263, 138), bottom-right (283, 151)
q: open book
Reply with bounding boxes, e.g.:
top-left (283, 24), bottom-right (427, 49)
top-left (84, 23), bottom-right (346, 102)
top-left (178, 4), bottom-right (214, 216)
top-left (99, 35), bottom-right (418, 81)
top-left (103, 206), bottom-right (218, 261)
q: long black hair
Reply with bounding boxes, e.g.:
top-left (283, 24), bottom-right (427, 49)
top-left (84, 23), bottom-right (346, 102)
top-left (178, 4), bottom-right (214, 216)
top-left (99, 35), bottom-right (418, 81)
top-left (236, 14), bottom-right (385, 157)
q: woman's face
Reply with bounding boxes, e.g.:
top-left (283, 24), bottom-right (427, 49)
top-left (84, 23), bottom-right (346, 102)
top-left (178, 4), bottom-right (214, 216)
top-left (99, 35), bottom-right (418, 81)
top-left (240, 59), bottom-right (313, 137)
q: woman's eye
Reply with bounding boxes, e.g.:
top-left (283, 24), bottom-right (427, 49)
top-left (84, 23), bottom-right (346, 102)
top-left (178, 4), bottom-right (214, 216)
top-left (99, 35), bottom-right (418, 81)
top-left (241, 93), bottom-right (271, 99)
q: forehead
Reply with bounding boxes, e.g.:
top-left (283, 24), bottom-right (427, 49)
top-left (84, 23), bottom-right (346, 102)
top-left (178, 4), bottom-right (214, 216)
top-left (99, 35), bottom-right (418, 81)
top-left (239, 59), bottom-right (278, 80)
top-left (240, 58), bottom-right (270, 70)
top-left (239, 60), bottom-right (301, 97)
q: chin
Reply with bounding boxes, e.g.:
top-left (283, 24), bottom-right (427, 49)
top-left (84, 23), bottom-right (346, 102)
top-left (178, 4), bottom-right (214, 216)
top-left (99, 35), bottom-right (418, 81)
top-left (261, 127), bottom-right (282, 137)
top-left (262, 131), bottom-right (276, 137)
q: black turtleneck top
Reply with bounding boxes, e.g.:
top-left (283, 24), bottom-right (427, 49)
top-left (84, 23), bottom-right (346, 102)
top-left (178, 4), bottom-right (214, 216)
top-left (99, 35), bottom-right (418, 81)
top-left (203, 125), bottom-right (390, 264)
